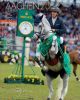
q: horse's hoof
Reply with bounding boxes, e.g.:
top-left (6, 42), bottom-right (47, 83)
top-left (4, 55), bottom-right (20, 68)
top-left (78, 79), bottom-right (80, 82)
top-left (76, 77), bottom-right (79, 81)
top-left (47, 97), bottom-right (50, 100)
top-left (76, 77), bottom-right (80, 82)
top-left (41, 69), bottom-right (45, 76)
top-left (59, 98), bottom-right (62, 100)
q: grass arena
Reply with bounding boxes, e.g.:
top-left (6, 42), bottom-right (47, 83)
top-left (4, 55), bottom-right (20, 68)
top-left (0, 0), bottom-right (80, 100)
top-left (0, 63), bottom-right (80, 100)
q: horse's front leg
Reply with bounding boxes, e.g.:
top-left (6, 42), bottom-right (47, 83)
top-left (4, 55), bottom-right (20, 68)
top-left (59, 74), bottom-right (69, 100)
top-left (46, 74), bottom-right (53, 100)
top-left (34, 53), bottom-right (45, 68)
top-left (40, 54), bottom-right (48, 71)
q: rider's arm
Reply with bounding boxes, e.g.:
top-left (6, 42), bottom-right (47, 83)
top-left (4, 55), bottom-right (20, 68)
top-left (55, 20), bottom-right (66, 36)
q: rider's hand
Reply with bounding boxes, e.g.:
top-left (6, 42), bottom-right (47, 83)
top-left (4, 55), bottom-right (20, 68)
top-left (52, 29), bottom-right (56, 32)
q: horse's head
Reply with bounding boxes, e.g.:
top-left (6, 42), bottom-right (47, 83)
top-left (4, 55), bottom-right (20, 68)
top-left (33, 13), bottom-right (52, 41)
top-left (33, 13), bottom-right (43, 34)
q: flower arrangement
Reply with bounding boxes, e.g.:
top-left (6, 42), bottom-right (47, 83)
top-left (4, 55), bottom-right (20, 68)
top-left (4, 74), bottom-right (44, 85)
top-left (0, 50), bottom-right (22, 64)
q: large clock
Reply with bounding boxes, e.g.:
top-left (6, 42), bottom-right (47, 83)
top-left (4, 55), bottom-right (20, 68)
top-left (19, 21), bottom-right (33, 35)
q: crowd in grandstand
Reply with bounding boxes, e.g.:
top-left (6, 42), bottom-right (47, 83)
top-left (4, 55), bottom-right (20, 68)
top-left (0, 0), bottom-right (80, 52)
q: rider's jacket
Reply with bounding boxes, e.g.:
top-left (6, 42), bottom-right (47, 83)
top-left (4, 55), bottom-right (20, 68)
top-left (47, 16), bottom-right (66, 36)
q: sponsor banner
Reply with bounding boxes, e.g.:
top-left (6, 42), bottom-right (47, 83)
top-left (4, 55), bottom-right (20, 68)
top-left (0, 20), bottom-right (16, 26)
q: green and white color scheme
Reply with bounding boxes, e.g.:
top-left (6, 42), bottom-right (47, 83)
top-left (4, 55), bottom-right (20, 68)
top-left (4, 9), bottom-right (44, 84)
top-left (17, 9), bottom-right (35, 81)
top-left (17, 9), bottom-right (34, 37)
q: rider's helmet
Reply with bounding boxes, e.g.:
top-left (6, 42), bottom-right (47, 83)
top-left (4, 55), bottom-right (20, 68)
top-left (50, 6), bottom-right (61, 15)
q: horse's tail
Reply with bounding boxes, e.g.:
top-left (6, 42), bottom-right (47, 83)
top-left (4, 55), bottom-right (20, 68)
top-left (55, 77), bottom-right (63, 100)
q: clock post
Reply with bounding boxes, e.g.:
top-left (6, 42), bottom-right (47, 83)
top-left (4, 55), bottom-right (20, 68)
top-left (17, 9), bottom-right (34, 82)
top-left (21, 36), bottom-right (26, 81)
top-left (4, 9), bottom-right (44, 85)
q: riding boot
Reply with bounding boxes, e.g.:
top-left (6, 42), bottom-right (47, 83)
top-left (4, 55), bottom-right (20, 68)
top-left (57, 43), bottom-right (65, 63)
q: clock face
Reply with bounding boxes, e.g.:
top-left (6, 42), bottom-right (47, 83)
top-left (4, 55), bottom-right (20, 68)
top-left (19, 21), bottom-right (33, 35)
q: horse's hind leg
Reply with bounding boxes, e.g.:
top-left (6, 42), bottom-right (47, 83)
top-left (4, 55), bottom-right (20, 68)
top-left (59, 74), bottom-right (69, 100)
top-left (46, 74), bottom-right (53, 100)
top-left (73, 63), bottom-right (80, 81)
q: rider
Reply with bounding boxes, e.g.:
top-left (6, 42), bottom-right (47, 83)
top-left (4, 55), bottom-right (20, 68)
top-left (47, 7), bottom-right (65, 35)
top-left (33, 7), bottom-right (67, 67)
top-left (47, 7), bottom-right (67, 61)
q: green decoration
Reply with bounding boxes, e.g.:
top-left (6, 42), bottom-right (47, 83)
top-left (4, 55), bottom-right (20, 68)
top-left (57, 38), bottom-right (71, 76)
top-left (63, 52), bottom-right (71, 75)
top-left (37, 34), bottom-right (54, 57)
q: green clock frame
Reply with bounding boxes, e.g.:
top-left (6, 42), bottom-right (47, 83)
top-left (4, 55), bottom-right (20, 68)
top-left (17, 9), bottom-right (34, 38)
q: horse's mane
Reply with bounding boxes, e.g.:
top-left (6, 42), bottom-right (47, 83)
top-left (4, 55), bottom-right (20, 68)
top-left (42, 14), bottom-right (52, 33)
top-left (37, 13), bottom-right (52, 33)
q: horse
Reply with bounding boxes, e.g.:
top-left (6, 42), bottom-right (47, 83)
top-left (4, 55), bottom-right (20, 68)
top-left (32, 13), bottom-right (70, 100)
top-left (33, 13), bottom-right (80, 82)
top-left (69, 50), bottom-right (80, 81)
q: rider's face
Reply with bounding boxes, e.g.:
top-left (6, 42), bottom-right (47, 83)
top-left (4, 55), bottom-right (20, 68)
top-left (51, 11), bottom-right (58, 18)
